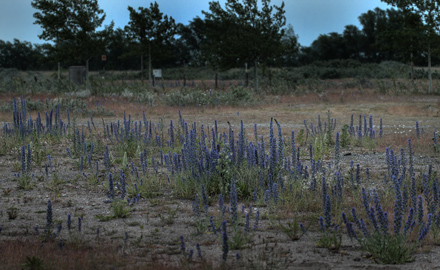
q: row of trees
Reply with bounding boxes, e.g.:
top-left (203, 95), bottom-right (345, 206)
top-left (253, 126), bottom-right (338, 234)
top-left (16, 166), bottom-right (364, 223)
top-left (1, 1), bottom-right (440, 86)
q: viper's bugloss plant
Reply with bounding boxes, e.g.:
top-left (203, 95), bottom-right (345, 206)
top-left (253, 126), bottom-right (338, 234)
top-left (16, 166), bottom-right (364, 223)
top-left (210, 216), bottom-right (217, 234)
top-left (335, 132), bottom-right (340, 166)
top-left (201, 184), bottom-right (208, 215)
top-left (219, 194), bottom-right (224, 216)
top-left (67, 214), bottom-right (71, 231)
top-left (46, 199), bottom-right (52, 229)
top-left (180, 235), bottom-right (186, 252)
top-left (433, 131), bottom-right (439, 154)
top-left (78, 217), bottom-right (82, 232)
top-left (230, 179), bottom-right (238, 226)
top-left (108, 173), bottom-right (114, 199)
top-left (222, 220), bottom-right (229, 261)
top-left (193, 193), bottom-right (200, 218)
top-left (254, 210), bottom-right (260, 230)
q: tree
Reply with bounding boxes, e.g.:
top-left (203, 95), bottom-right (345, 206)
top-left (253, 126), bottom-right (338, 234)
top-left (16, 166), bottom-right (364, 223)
top-left (202, 0), bottom-right (287, 91)
top-left (376, 8), bottom-right (424, 78)
top-left (0, 39), bottom-right (44, 70)
top-left (175, 17), bottom-right (209, 67)
top-left (311, 32), bottom-right (346, 61)
top-left (381, 0), bottom-right (440, 92)
top-left (32, 0), bottom-right (109, 87)
top-left (104, 27), bottom-right (137, 70)
top-left (279, 24), bottom-right (300, 66)
top-left (343, 25), bottom-right (363, 60)
top-left (358, 8), bottom-right (389, 62)
top-left (125, 2), bottom-right (176, 83)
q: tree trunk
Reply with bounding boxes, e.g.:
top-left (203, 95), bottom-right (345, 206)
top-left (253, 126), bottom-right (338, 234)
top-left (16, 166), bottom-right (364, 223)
top-left (245, 63), bottom-right (249, 87)
top-left (148, 43), bottom-right (152, 85)
top-left (269, 68), bottom-right (272, 87)
top-left (410, 53), bottom-right (414, 81)
top-left (86, 58), bottom-right (89, 90)
top-left (254, 60), bottom-right (258, 92)
top-left (58, 62), bottom-right (61, 80)
top-left (215, 73), bottom-right (218, 89)
top-left (428, 44), bottom-right (433, 94)
top-left (141, 55), bottom-right (144, 84)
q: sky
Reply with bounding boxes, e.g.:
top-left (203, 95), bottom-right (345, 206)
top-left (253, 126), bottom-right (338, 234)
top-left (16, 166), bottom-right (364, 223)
top-left (0, 0), bottom-right (393, 47)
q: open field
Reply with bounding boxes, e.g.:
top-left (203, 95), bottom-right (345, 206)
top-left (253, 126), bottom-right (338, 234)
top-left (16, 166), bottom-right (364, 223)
top-left (0, 87), bottom-right (439, 269)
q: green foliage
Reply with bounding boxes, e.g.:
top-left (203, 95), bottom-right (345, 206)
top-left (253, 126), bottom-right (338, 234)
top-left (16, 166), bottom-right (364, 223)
top-left (17, 175), bottom-right (34, 190)
top-left (433, 133), bottom-right (439, 155)
top-left (230, 85), bottom-right (253, 103)
top-left (158, 206), bottom-right (179, 225)
top-left (312, 135), bottom-right (330, 161)
top-left (97, 199), bottom-right (132, 221)
top-left (276, 218), bottom-right (305, 241)
top-left (296, 129), bottom-right (306, 146)
top-left (112, 199), bottom-right (132, 218)
top-left (127, 176), bottom-right (162, 199)
top-left (163, 86), bottom-right (254, 107)
top-left (210, 145), bottom-right (233, 196)
top-left (30, 137), bottom-right (50, 169)
top-left (2, 188), bottom-right (11, 197)
top-left (7, 206), bottom-right (18, 220)
top-left (46, 173), bottom-right (63, 195)
top-left (316, 229), bottom-right (342, 252)
top-left (125, 2), bottom-right (176, 75)
top-left (229, 227), bottom-right (252, 250)
top-left (31, 0), bottom-right (109, 66)
top-left (202, 0), bottom-right (287, 70)
top-left (358, 232), bottom-right (415, 264)
top-left (22, 256), bottom-right (45, 270)
top-left (340, 125), bottom-right (350, 147)
top-left (193, 216), bottom-right (208, 235)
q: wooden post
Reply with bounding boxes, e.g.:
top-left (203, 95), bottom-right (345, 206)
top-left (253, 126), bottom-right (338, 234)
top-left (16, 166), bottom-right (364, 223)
top-left (141, 55), bottom-right (144, 84)
top-left (254, 60), bottom-right (258, 92)
top-left (269, 68), bottom-right (272, 87)
top-left (428, 44), bottom-right (433, 93)
top-left (245, 63), bottom-right (249, 87)
top-left (183, 60), bottom-right (186, 87)
top-left (86, 58), bottom-right (89, 90)
top-left (148, 43), bottom-right (152, 85)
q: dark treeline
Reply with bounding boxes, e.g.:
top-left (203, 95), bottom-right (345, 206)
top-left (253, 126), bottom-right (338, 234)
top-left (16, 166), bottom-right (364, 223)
top-left (1, 1), bottom-right (439, 72)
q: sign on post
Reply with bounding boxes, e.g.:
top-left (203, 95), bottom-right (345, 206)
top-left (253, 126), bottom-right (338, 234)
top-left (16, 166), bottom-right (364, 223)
top-left (153, 69), bottom-right (162, 78)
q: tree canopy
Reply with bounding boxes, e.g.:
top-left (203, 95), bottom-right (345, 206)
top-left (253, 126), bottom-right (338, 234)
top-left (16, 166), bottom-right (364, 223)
top-left (201, 0), bottom-right (288, 70)
top-left (2, 2), bottom-right (440, 72)
top-left (31, 0), bottom-right (109, 65)
top-left (124, 2), bottom-right (176, 80)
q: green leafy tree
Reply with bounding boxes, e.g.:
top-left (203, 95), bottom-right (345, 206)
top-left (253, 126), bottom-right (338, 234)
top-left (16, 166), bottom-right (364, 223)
top-left (202, 0), bottom-right (287, 91)
top-left (104, 27), bottom-right (139, 70)
top-left (0, 39), bottom-right (44, 70)
top-left (311, 32), bottom-right (346, 61)
top-left (381, 0), bottom-right (440, 92)
top-left (343, 25), bottom-right (364, 60)
top-left (279, 24), bottom-right (300, 66)
top-left (125, 2), bottom-right (176, 83)
top-left (31, 0), bottom-right (110, 86)
top-left (175, 17), bottom-right (208, 67)
top-left (358, 8), bottom-right (389, 62)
